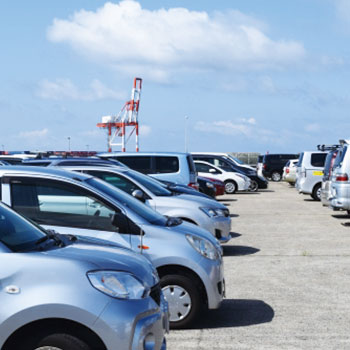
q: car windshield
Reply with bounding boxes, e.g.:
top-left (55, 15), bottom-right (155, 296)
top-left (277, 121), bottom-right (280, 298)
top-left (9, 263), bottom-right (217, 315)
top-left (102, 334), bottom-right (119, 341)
top-left (127, 170), bottom-right (172, 196)
top-left (227, 155), bottom-right (244, 165)
top-left (0, 204), bottom-right (47, 252)
top-left (85, 177), bottom-right (167, 226)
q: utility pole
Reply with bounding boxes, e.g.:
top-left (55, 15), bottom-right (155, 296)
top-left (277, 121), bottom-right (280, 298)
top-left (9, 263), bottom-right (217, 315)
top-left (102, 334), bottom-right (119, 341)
top-left (185, 115), bottom-right (189, 153)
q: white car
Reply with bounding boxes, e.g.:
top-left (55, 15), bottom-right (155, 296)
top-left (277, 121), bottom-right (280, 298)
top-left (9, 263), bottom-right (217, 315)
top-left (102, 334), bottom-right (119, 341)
top-left (282, 159), bottom-right (299, 185)
top-left (194, 160), bottom-right (251, 194)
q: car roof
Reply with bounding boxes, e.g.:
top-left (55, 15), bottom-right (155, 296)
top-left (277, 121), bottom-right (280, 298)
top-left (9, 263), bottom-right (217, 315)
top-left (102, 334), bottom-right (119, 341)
top-left (98, 152), bottom-right (190, 157)
top-left (0, 166), bottom-right (92, 182)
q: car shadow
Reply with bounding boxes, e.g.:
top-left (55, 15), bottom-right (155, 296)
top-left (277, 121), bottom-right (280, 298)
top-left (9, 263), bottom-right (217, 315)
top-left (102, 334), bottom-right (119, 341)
top-left (190, 299), bottom-right (274, 329)
top-left (303, 198), bottom-right (316, 202)
top-left (223, 245), bottom-right (260, 256)
top-left (229, 232), bottom-right (242, 238)
top-left (259, 190), bottom-right (275, 193)
top-left (229, 213), bottom-right (239, 218)
top-left (235, 192), bottom-right (261, 195)
top-left (332, 214), bottom-right (350, 219)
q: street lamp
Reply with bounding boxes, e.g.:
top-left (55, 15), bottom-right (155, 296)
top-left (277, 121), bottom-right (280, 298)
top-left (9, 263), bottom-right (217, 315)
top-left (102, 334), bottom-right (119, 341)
top-left (185, 116), bottom-right (189, 152)
top-left (67, 137), bottom-right (71, 152)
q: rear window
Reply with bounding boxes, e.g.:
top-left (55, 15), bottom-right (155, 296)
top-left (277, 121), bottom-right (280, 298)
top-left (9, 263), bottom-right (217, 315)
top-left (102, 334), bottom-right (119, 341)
top-left (333, 145), bottom-right (348, 168)
top-left (297, 153), bottom-right (304, 167)
top-left (310, 153), bottom-right (327, 167)
top-left (116, 156), bottom-right (152, 174)
top-left (154, 156), bottom-right (179, 174)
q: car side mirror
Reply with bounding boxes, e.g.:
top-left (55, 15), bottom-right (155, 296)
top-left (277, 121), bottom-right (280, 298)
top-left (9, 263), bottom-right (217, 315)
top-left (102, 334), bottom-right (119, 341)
top-left (209, 168), bottom-right (216, 173)
top-left (111, 212), bottom-right (129, 233)
top-left (132, 189), bottom-right (146, 203)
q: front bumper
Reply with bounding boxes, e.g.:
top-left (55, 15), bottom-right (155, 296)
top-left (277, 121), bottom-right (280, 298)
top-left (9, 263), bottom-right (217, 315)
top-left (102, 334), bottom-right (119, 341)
top-left (252, 175), bottom-right (268, 189)
top-left (204, 215), bottom-right (231, 243)
top-left (93, 295), bottom-right (168, 350)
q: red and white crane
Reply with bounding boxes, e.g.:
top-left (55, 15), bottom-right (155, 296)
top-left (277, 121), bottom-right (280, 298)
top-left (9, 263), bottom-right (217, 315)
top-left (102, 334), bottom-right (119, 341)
top-left (97, 77), bottom-right (142, 152)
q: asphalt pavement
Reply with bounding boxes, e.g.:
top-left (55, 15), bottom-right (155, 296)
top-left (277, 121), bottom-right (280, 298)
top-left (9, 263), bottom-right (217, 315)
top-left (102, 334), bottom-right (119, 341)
top-left (167, 181), bottom-right (350, 350)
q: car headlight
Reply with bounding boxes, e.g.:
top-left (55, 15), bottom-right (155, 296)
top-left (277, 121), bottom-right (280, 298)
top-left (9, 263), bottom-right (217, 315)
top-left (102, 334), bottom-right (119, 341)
top-left (186, 235), bottom-right (219, 260)
top-left (200, 207), bottom-right (228, 217)
top-left (87, 271), bottom-right (149, 299)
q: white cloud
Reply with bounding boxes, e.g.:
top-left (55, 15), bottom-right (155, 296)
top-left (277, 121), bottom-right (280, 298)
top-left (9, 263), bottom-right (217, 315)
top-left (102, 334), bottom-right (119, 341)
top-left (304, 123), bottom-right (321, 132)
top-left (195, 119), bottom-right (253, 137)
top-left (37, 78), bottom-right (126, 101)
top-left (18, 128), bottom-right (49, 139)
top-left (47, 1), bottom-right (305, 81)
top-left (140, 124), bottom-right (151, 136)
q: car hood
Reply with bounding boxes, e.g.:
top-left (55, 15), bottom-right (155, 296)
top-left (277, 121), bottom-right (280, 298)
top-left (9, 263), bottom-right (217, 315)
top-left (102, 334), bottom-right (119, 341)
top-left (166, 193), bottom-right (227, 209)
top-left (43, 236), bottom-right (157, 287)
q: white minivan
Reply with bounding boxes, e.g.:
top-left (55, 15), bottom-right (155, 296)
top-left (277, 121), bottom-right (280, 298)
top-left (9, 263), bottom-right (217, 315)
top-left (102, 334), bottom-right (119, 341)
top-left (295, 151), bottom-right (328, 200)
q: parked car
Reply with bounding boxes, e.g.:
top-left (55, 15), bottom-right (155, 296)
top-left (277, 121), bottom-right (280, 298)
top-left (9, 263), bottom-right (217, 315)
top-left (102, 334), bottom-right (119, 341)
top-left (197, 176), bottom-right (217, 198)
top-left (282, 159), bottom-right (299, 185)
top-left (58, 165), bottom-right (231, 243)
top-left (0, 166), bottom-right (224, 328)
top-left (329, 140), bottom-right (350, 213)
top-left (0, 202), bottom-right (168, 350)
top-left (98, 152), bottom-right (197, 188)
top-left (321, 148), bottom-right (340, 207)
top-left (256, 155), bottom-right (264, 178)
top-left (201, 177), bottom-right (225, 196)
top-left (192, 152), bottom-right (268, 191)
top-left (194, 160), bottom-right (251, 194)
top-left (262, 154), bottom-right (299, 181)
top-left (160, 179), bottom-right (213, 199)
top-left (295, 151), bottom-right (327, 200)
top-left (0, 160), bottom-right (9, 166)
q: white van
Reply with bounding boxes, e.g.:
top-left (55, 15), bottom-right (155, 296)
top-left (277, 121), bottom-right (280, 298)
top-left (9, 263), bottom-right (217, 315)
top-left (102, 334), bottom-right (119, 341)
top-left (295, 151), bottom-right (328, 200)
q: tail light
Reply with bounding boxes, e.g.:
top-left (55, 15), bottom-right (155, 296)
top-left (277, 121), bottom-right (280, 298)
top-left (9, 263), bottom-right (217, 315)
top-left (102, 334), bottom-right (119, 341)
top-left (286, 168), bottom-right (290, 174)
top-left (336, 173), bottom-right (348, 182)
top-left (188, 182), bottom-right (199, 190)
top-left (263, 164), bottom-right (267, 169)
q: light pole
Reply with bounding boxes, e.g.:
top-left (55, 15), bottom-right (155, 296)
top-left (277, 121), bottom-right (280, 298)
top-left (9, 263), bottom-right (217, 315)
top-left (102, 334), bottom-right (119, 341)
top-left (185, 116), bottom-right (189, 152)
top-left (67, 137), bottom-right (71, 152)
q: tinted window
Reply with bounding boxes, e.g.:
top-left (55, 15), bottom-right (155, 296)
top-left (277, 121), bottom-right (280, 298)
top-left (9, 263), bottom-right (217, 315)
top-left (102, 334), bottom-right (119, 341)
top-left (117, 156), bottom-right (152, 173)
top-left (333, 145), bottom-right (348, 168)
top-left (11, 179), bottom-right (118, 232)
top-left (154, 156), bottom-right (179, 174)
top-left (22, 162), bottom-right (50, 166)
top-left (0, 204), bottom-right (47, 252)
top-left (323, 151), bottom-right (338, 180)
top-left (310, 153), bottom-right (327, 167)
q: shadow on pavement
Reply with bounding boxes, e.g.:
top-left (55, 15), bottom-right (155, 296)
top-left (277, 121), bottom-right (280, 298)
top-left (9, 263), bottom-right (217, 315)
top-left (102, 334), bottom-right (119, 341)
top-left (190, 299), bottom-right (274, 329)
top-left (259, 190), bottom-right (275, 193)
top-left (332, 214), bottom-right (350, 219)
top-left (303, 198), bottom-right (316, 202)
top-left (217, 198), bottom-right (237, 202)
top-left (229, 232), bottom-right (242, 238)
top-left (235, 192), bottom-right (260, 195)
top-left (229, 213), bottom-right (239, 218)
top-left (223, 245), bottom-right (260, 256)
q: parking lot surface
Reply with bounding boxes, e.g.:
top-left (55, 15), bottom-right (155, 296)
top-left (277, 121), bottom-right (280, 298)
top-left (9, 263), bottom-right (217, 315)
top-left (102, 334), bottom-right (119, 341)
top-left (167, 182), bottom-right (350, 349)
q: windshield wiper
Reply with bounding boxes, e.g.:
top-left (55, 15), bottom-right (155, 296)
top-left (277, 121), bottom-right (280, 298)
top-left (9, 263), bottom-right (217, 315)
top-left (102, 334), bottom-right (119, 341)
top-left (35, 230), bottom-right (66, 248)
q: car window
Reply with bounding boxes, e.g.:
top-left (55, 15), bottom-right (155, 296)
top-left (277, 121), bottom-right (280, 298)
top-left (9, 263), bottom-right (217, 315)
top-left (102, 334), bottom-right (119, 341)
top-left (310, 153), bottom-right (327, 167)
top-left (0, 204), bottom-right (47, 252)
top-left (116, 156), bottom-right (152, 174)
top-left (195, 162), bottom-right (221, 174)
top-left (213, 157), bottom-right (233, 171)
top-left (85, 170), bottom-right (141, 195)
top-left (10, 179), bottom-right (118, 232)
top-left (154, 156), bottom-right (179, 173)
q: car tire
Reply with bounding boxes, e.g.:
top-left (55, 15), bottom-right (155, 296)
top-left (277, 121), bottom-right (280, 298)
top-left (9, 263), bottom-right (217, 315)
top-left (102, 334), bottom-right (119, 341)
top-left (311, 183), bottom-right (322, 201)
top-left (224, 180), bottom-right (237, 194)
top-left (160, 274), bottom-right (201, 329)
top-left (271, 172), bottom-right (282, 182)
top-left (33, 334), bottom-right (92, 350)
top-left (249, 180), bottom-right (259, 192)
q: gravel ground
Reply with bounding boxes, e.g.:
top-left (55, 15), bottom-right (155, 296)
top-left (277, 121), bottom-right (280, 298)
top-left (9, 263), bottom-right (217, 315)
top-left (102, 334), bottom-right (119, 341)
top-left (166, 181), bottom-right (350, 350)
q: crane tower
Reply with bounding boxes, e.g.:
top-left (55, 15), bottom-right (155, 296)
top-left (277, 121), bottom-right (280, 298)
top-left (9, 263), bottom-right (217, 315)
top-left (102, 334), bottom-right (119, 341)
top-left (97, 77), bottom-right (142, 152)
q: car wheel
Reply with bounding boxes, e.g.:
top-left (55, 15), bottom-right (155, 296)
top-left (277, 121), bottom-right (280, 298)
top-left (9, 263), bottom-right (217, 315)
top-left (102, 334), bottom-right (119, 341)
top-left (224, 180), bottom-right (237, 194)
top-left (271, 172), bottom-right (282, 182)
top-left (311, 183), bottom-right (322, 201)
top-left (249, 180), bottom-right (259, 192)
top-left (34, 334), bottom-right (92, 350)
top-left (160, 274), bottom-right (201, 329)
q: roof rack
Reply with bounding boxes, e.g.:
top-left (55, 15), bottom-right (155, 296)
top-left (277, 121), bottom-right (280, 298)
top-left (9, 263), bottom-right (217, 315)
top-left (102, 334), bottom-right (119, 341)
top-left (317, 144), bottom-right (341, 151)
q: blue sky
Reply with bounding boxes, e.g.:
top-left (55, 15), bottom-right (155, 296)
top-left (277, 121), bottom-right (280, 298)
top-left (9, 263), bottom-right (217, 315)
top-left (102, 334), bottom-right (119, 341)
top-left (1, 0), bottom-right (350, 154)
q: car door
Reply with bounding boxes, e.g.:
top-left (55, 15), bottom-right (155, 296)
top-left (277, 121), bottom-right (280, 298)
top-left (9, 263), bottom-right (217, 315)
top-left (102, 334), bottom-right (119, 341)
top-left (3, 176), bottom-right (131, 248)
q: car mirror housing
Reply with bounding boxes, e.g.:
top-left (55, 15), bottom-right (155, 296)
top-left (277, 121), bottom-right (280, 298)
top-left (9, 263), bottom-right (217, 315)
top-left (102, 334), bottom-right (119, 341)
top-left (132, 189), bottom-right (146, 203)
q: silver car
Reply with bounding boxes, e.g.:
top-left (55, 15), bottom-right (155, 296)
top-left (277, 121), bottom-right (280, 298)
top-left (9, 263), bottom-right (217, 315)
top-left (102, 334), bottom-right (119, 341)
top-left (0, 166), bottom-right (225, 329)
top-left (329, 140), bottom-right (350, 213)
top-left (0, 202), bottom-right (167, 350)
top-left (58, 165), bottom-right (232, 244)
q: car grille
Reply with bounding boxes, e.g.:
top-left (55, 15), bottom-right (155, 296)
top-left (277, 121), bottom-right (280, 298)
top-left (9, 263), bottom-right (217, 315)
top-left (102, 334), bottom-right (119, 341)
top-left (150, 283), bottom-right (161, 306)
